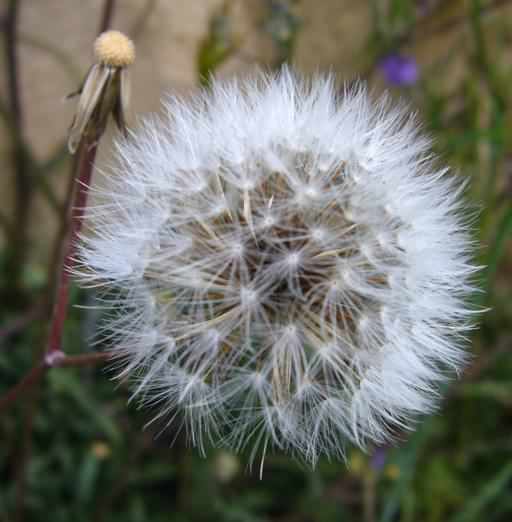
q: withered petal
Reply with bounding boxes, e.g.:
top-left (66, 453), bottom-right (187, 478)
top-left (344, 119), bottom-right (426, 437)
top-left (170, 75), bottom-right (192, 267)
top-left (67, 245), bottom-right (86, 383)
top-left (68, 64), bottom-right (112, 153)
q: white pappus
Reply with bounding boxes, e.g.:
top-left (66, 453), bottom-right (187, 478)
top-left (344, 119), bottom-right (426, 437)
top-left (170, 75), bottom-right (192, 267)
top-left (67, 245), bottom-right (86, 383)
top-left (75, 69), bottom-right (480, 468)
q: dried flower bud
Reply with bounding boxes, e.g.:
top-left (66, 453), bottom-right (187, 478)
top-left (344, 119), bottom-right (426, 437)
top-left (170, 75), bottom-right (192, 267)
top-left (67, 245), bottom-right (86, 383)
top-left (94, 30), bottom-right (135, 67)
top-left (67, 30), bottom-right (134, 153)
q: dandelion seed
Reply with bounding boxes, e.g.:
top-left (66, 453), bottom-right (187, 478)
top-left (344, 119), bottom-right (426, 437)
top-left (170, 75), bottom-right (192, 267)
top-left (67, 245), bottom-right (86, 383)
top-left (76, 69), bottom-right (480, 467)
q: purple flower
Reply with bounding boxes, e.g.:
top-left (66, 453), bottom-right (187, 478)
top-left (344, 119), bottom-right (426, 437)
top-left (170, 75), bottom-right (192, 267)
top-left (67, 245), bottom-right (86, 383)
top-left (379, 54), bottom-right (419, 87)
top-left (370, 446), bottom-right (388, 471)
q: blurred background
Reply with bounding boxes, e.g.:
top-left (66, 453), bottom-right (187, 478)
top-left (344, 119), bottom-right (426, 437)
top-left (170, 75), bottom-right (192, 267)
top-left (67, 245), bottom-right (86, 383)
top-left (1, 0), bottom-right (512, 521)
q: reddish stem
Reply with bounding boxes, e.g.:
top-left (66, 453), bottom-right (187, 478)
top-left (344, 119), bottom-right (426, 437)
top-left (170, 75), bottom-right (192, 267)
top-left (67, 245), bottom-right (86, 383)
top-left (11, 4), bottom-right (117, 519)
top-left (46, 142), bottom-right (98, 355)
top-left (58, 351), bottom-right (114, 367)
top-left (0, 141), bottom-right (99, 414)
top-left (0, 350), bottom-right (114, 413)
top-left (99, 0), bottom-right (116, 34)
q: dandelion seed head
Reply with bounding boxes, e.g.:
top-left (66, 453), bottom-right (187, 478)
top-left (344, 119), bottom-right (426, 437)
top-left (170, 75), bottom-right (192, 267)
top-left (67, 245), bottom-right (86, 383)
top-left (76, 70), bottom-right (479, 467)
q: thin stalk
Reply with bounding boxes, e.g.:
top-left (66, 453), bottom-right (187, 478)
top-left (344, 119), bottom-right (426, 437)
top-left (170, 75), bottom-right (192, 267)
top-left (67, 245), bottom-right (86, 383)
top-left (10, 4), bottom-right (119, 520)
top-left (3, 0), bottom-right (32, 306)
top-left (99, 0), bottom-right (116, 34)
top-left (46, 141), bottom-right (98, 355)
top-left (0, 350), bottom-right (114, 413)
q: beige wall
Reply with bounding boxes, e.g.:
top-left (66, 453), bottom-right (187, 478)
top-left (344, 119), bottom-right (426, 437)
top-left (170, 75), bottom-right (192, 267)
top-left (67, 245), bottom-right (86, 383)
top-left (1, 0), bottom-right (508, 266)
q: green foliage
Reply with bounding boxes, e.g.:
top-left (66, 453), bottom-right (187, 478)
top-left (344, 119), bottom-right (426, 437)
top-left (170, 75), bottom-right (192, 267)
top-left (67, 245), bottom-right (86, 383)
top-left (198, 1), bottom-right (239, 87)
top-left (262, 0), bottom-right (301, 66)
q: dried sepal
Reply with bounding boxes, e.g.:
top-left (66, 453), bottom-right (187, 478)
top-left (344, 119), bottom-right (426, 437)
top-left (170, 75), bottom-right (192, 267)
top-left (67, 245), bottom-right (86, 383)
top-left (67, 31), bottom-right (134, 154)
top-left (112, 67), bottom-right (131, 136)
top-left (68, 64), bottom-right (111, 153)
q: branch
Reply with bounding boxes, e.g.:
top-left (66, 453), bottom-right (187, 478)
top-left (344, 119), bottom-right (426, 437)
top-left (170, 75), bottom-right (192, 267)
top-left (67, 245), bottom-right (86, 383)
top-left (0, 211), bottom-right (13, 237)
top-left (5, 0), bottom-right (21, 129)
top-left (45, 141), bottom-right (98, 355)
top-left (3, 0), bottom-right (33, 305)
top-left (0, 351), bottom-right (114, 413)
top-left (11, 4), bottom-right (119, 520)
top-left (99, 0), bottom-right (116, 33)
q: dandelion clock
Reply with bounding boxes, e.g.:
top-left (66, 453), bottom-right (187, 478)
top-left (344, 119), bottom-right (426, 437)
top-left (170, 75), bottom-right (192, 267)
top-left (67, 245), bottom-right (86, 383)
top-left (76, 70), bottom-right (478, 468)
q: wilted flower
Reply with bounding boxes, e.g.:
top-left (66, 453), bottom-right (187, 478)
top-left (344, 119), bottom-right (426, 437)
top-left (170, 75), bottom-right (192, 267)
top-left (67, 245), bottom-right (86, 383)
top-left (68, 30), bottom-right (135, 153)
top-left (379, 54), bottom-right (419, 87)
top-left (76, 70), bottom-right (478, 467)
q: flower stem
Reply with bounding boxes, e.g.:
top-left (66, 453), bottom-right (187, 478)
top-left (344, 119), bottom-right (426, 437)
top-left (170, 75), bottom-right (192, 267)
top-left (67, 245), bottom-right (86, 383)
top-left (0, 350), bottom-right (114, 413)
top-left (46, 141), bottom-right (98, 355)
top-left (99, 0), bottom-right (117, 34)
top-left (1, 0), bottom-right (121, 414)
top-left (0, 139), bottom-right (99, 413)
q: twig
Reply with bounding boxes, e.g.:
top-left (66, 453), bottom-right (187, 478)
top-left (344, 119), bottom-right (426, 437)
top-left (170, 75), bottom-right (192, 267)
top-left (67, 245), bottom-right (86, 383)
top-left (130, 0), bottom-right (158, 41)
top-left (11, 3), bottom-right (118, 519)
top-left (4, 5), bottom-right (41, 521)
top-left (5, 0), bottom-right (21, 126)
top-left (3, 0), bottom-right (32, 306)
top-left (0, 211), bottom-right (13, 237)
top-left (0, 351), bottom-right (114, 413)
top-left (44, 152), bottom-right (80, 320)
top-left (0, 83), bottom-right (62, 219)
top-left (0, 96), bottom-right (13, 129)
top-left (45, 142), bottom-right (98, 355)
top-left (99, 0), bottom-right (116, 34)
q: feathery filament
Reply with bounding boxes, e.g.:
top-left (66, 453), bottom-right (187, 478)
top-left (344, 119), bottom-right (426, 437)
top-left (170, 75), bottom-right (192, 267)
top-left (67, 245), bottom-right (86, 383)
top-left (76, 70), bottom-right (478, 467)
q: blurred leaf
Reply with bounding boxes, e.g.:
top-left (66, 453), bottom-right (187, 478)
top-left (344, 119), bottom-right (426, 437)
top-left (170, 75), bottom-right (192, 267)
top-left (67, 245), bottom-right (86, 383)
top-left (379, 419), bottom-right (435, 522)
top-left (75, 452), bottom-right (100, 507)
top-left (263, 0), bottom-right (301, 65)
top-left (421, 455), bottom-right (465, 522)
top-left (129, 461), bottom-right (176, 485)
top-left (198, 1), bottom-right (238, 86)
top-left (49, 370), bottom-right (121, 443)
top-left (459, 381), bottom-right (512, 405)
top-left (449, 461), bottom-right (512, 522)
top-left (485, 206), bottom-right (512, 294)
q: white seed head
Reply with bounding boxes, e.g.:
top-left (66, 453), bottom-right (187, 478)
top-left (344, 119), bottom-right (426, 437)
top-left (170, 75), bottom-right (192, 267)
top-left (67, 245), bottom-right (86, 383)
top-left (76, 70), bottom-right (479, 467)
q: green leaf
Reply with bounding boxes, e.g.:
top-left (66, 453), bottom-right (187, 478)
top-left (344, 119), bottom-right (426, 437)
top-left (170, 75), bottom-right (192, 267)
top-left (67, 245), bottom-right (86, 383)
top-left (198, 2), bottom-right (237, 86)
top-left (486, 206), bottom-right (512, 295)
top-left (379, 419), bottom-right (435, 522)
top-left (49, 370), bottom-right (121, 443)
top-left (459, 381), bottom-right (512, 405)
top-left (449, 461), bottom-right (512, 522)
top-left (75, 453), bottom-right (100, 507)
